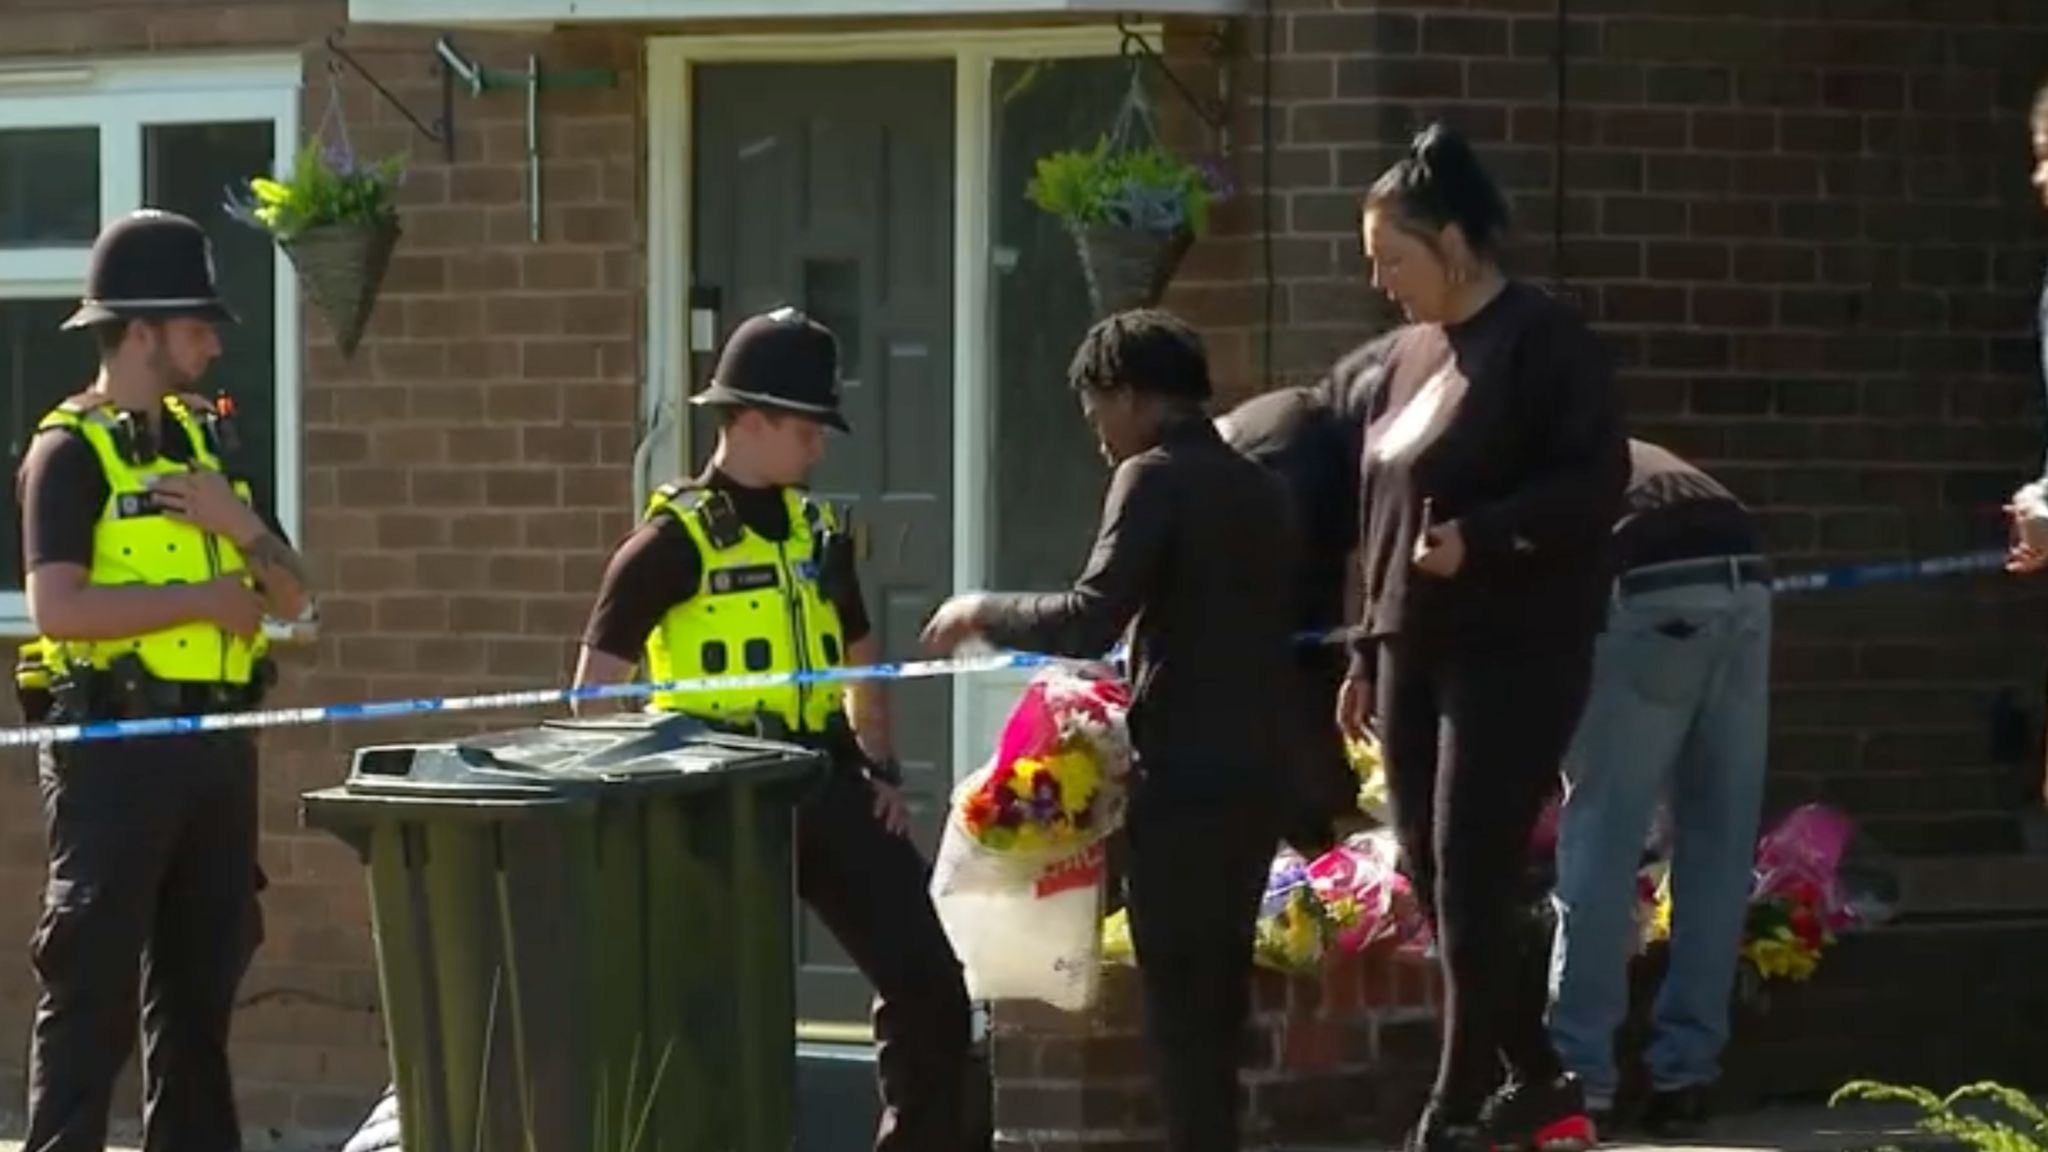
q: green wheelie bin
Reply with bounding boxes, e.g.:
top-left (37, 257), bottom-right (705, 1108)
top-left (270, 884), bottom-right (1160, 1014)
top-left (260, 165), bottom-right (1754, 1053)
top-left (302, 710), bottom-right (825, 1152)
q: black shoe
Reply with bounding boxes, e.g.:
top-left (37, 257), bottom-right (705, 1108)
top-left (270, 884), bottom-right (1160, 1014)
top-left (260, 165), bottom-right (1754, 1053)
top-left (1406, 1101), bottom-right (1490, 1152)
top-left (1641, 1084), bottom-right (1710, 1139)
top-left (1480, 1074), bottom-right (1598, 1152)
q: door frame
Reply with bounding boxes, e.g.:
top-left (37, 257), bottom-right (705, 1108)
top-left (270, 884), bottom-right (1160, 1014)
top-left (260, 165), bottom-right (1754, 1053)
top-left (643, 24), bottom-right (1146, 792)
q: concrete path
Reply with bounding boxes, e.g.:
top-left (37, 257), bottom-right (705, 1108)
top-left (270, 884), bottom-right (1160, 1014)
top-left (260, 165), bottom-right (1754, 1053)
top-left (0, 1099), bottom-right (1974, 1152)
top-left (1295, 1100), bottom-right (1956, 1152)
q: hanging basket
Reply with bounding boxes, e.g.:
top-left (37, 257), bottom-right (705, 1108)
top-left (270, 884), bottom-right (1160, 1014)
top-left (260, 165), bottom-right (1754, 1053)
top-left (1071, 222), bottom-right (1194, 318)
top-left (279, 216), bottom-right (401, 360)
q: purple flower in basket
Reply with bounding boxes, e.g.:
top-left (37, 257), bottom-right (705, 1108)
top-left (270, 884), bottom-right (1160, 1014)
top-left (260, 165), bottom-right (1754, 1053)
top-left (1194, 156), bottom-right (1235, 203)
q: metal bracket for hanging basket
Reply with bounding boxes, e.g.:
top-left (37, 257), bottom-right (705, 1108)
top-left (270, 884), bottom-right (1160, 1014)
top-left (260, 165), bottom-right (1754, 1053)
top-left (323, 28), bottom-right (618, 243)
top-left (1114, 15), bottom-right (1236, 155)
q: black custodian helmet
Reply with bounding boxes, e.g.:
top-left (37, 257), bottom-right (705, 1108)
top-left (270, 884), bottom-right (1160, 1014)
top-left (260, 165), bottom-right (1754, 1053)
top-left (61, 209), bottom-right (237, 331)
top-left (689, 306), bottom-right (849, 433)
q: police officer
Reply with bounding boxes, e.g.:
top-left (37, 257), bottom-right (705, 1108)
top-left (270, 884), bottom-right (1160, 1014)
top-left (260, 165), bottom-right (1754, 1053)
top-left (572, 306), bottom-right (971, 1152)
top-left (13, 209), bottom-right (312, 1152)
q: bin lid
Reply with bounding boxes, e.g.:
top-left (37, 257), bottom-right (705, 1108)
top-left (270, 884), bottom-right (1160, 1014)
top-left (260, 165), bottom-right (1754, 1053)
top-left (312, 711), bottom-right (824, 806)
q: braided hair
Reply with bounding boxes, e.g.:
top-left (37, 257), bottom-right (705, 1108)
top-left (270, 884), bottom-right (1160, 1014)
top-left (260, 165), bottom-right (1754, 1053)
top-left (1065, 308), bottom-right (1213, 403)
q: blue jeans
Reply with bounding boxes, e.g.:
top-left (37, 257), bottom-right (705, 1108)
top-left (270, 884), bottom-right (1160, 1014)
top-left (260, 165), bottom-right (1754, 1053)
top-left (1546, 559), bottom-right (1772, 1104)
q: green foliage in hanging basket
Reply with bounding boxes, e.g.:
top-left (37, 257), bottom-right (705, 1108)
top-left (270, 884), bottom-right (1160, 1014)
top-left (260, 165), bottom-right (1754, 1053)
top-left (224, 138), bottom-right (407, 359)
top-left (1025, 135), bottom-right (1231, 239)
top-left (224, 138), bottom-right (405, 241)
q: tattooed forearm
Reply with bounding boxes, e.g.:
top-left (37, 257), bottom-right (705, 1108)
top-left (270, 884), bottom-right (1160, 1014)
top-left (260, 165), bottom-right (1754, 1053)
top-left (242, 533), bottom-right (309, 586)
top-left (239, 531), bottom-right (313, 619)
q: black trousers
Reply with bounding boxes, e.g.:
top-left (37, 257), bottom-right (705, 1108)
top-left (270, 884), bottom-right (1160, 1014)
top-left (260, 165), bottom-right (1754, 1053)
top-left (1376, 636), bottom-right (1594, 1118)
top-left (26, 732), bottom-right (263, 1152)
top-left (796, 767), bottom-right (972, 1152)
top-left (1122, 790), bottom-right (1278, 1152)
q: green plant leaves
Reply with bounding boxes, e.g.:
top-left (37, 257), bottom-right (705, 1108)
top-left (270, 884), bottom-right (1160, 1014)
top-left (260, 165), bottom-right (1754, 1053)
top-left (227, 138), bottom-right (404, 241)
top-left (1024, 135), bottom-right (1220, 237)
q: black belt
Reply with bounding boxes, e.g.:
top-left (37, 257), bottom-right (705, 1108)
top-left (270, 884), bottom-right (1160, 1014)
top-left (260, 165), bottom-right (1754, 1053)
top-left (1617, 555), bottom-right (1769, 598)
top-left (57, 674), bottom-right (261, 722)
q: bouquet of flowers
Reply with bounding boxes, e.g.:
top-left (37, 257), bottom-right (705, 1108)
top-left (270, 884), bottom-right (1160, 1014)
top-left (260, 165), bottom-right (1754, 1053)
top-left (1306, 828), bottom-right (1425, 956)
top-left (1638, 803), bottom-right (1876, 991)
top-left (1105, 828), bottom-right (1431, 973)
top-left (1255, 850), bottom-right (1345, 972)
top-left (930, 665), bottom-right (1133, 1011)
top-left (1741, 878), bottom-right (1831, 983)
top-left (1346, 734), bottom-right (1390, 825)
top-left (955, 667), bottom-right (1132, 856)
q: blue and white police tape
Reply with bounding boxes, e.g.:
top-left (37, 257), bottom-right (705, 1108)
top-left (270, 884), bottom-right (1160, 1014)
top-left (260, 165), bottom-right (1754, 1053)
top-left (1762, 547), bottom-right (2007, 594)
top-left (0, 546), bottom-right (2017, 751)
top-left (0, 650), bottom-right (1064, 751)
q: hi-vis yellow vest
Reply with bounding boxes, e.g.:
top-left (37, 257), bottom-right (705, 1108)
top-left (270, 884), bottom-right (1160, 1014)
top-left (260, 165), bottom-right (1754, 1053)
top-left (31, 395), bottom-right (268, 685)
top-left (642, 482), bottom-right (847, 732)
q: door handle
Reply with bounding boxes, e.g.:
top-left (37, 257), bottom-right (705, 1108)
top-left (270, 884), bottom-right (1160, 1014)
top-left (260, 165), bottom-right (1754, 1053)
top-left (853, 521), bottom-right (871, 562)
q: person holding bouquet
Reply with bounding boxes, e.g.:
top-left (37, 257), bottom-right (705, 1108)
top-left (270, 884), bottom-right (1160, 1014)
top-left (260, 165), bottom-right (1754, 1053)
top-left (922, 309), bottom-right (1298, 1152)
top-left (1333, 123), bottom-right (1630, 1152)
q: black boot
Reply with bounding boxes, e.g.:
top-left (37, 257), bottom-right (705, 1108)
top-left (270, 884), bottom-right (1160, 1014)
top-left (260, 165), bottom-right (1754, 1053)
top-left (1480, 1073), bottom-right (1598, 1152)
top-left (1640, 1084), bottom-right (1710, 1140)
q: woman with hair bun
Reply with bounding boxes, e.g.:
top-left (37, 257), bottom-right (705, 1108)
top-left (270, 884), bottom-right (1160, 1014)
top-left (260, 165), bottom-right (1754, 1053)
top-left (1329, 122), bottom-right (1629, 1152)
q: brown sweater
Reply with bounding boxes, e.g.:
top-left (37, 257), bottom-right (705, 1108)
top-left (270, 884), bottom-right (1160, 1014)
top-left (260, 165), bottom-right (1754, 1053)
top-left (1343, 280), bottom-right (1629, 675)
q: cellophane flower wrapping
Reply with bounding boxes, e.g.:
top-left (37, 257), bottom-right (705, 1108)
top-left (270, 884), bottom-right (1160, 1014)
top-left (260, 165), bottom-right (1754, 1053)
top-left (1255, 850), bottom-right (1338, 972)
top-left (1103, 828), bottom-right (1428, 971)
top-left (1639, 802), bottom-right (1883, 989)
top-left (958, 666), bottom-right (1133, 856)
top-left (1306, 828), bottom-right (1425, 956)
top-left (930, 665), bottom-right (1133, 1011)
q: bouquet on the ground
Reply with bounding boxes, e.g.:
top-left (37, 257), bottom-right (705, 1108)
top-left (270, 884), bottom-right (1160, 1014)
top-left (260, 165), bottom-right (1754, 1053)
top-left (1103, 827), bottom-right (1428, 973)
top-left (931, 665), bottom-right (1133, 1012)
top-left (1638, 802), bottom-right (1890, 991)
top-left (1255, 850), bottom-right (1344, 971)
top-left (1307, 827), bottom-right (1425, 957)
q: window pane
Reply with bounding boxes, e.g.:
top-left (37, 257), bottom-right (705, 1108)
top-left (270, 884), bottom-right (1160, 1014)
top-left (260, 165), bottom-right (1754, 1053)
top-left (144, 121), bottom-right (279, 528)
top-left (2, 298), bottom-right (101, 586)
top-left (0, 128), bottom-right (100, 247)
top-left (987, 58), bottom-right (1132, 589)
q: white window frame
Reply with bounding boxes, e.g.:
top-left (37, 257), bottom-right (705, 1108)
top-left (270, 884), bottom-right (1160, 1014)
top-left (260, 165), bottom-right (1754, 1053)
top-left (0, 54), bottom-right (304, 638)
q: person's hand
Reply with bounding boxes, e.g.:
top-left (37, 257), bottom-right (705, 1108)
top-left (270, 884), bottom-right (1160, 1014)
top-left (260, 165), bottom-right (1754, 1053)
top-left (920, 594), bottom-right (988, 653)
top-left (194, 574), bottom-right (265, 638)
top-left (870, 779), bottom-right (912, 838)
top-left (1412, 519), bottom-right (1467, 578)
top-left (153, 472), bottom-right (263, 543)
top-left (1336, 673), bottom-right (1375, 742)
top-left (2006, 502), bottom-right (2048, 574)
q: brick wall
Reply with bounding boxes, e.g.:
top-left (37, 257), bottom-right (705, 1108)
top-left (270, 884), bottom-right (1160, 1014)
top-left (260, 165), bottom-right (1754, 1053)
top-left (990, 950), bottom-right (1440, 1152)
top-left (1172, 0), bottom-right (2048, 854)
top-left (6, 0), bottom-right (2048, 1141)
top-left (0, 1), bottom-right (643, 1140)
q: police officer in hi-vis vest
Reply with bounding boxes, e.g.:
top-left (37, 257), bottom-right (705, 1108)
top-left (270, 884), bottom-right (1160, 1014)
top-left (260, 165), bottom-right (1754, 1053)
top-left (573, 306), bottom-right (972, 1152)
top-left (13, 209), bottom-right (313, 1152)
